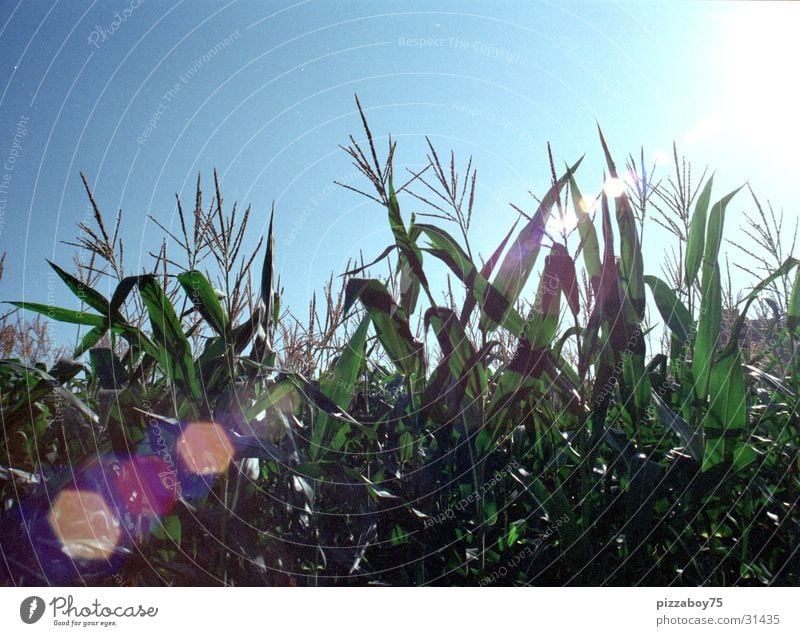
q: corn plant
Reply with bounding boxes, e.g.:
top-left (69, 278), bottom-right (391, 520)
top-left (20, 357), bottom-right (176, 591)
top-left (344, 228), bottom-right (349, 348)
top-left (2, 100), bottom-right (799, 586)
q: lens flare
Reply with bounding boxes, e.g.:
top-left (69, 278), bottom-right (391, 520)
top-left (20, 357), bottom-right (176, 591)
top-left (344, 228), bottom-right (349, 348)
top-left (578, 195), bottom-right (598, 214)
top-left (545, 207), bottom-right (578, 235)
top-left (603, 177), bottom-right (626, 198)
top-left (112, 455), bottom-right (179, 518)
top-left (176, 421), bottom-right (234, 475)
top-left (48, 489), bottom-right (121, 560)
top-left (651, 150), bottom-right (670, 166)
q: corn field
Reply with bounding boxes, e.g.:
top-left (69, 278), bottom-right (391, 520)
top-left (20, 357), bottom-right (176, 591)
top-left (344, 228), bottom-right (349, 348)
top-left (2, 101), bottom-right (799, 586)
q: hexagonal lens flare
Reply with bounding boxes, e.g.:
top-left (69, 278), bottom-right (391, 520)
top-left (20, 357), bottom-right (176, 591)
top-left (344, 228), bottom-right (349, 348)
top-left (47, 489), bottom-right (122, 561)
top-left (176, 421), bottom-right (234, 476)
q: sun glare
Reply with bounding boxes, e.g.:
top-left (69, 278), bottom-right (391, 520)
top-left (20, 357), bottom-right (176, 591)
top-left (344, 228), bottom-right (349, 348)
top-left (711, 3), bottom-right (800, 156)
top-left (579, 194), bottom-right (598, 214)
top-left (603, 177), bottom-right (626, 198)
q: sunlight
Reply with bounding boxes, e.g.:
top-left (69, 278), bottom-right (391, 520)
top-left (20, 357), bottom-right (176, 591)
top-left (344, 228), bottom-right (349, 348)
top-left (545, 207), bottom-right (579, 236)
top-left (603, 177), bottom-right (626, 198)
top-left (651, 150), bottom-right (670, 167)
top-left (578, 194), bottom-right (598, 214)
top-left (711, 3), bottom-right (800, 157)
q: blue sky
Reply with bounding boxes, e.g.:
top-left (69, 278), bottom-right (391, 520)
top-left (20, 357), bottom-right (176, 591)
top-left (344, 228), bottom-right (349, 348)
top-left (0, 1), bottom-right (798, 347)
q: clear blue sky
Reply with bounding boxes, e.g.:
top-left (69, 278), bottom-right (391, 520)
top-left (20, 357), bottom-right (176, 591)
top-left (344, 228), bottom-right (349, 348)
top-left (1, 1), bottom-right (797, 346)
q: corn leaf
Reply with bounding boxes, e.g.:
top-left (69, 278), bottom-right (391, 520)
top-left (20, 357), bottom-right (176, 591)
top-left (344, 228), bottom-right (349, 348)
top-left (568, 175), bottom-right (601, 292)
top-left (313, 314), bottom-right (370, 459)
top-left (684, 175), bottom-right (714, 288)
top-left (693, 186), bottom-right (743, 400)
top-left (388, 183), bottom-right (430, 309)
top-left (692, 265), bottom-right (722, 402)
top-left (47, 260), bottom-right (116, 319)
top-left (344, 278), bottom-right (424, 381)
top-left (788, 265), bottom-right (800, 333)
top-left (701, 346), bottom-right (748, 471)
top-left (137, 275), bottom-right (202, 400)
top-left (73, 324), bottom-right (109, 358)
top-left (489, 156), bottom-right (583, 329)
top-left (242, 379), bottom-right (298, 422)
top-left (425, 307), bottom-right (486, 401)
top-left (652, 392), bottom-right (704, 462)
top-left (597, 128), bottom-right (645, 318)
top-left (417, 223), bottom-right (524, 335)
top-left (178, 270), bottom-right (229, 336)
top-left (460, 216), bottom-right (520, 327)
top-left (9, 302), bottom-right (106, 327)
top-left (644, 275), bottom-right (692, 344)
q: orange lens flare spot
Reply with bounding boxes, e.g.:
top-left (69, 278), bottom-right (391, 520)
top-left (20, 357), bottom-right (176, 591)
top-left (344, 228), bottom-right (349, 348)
top-left (48, 489), bottom-right (121, 560)
top-left (602, 177), bottom-right (626, 198)
top-left (176, 422), bottom-right (234, 475)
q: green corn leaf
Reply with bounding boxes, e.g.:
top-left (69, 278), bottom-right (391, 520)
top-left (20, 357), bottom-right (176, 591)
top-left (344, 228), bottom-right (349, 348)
top-left (344, 278), bottom-right (424, 381)
top-left (485, 360), bottom-right (540, 427)
top-left (425, 307), bottom-right (487, 401)
top-left (38, 269), bottom-right (168, 361)
top-left (685, 175), bottom-right (714, 288)
top-left (73, 324), bottom-right (110, 358)
top-left (788, 265), bottom-right (800, 333)
top-left (0, 359), bottom-right (98, 424)
top-left (112, 322), bottom-right (160, 364)
top-left (693, 186), bottom-right (743, 400)
top-left (313, 314), bottom-right (370, 459)
top-left (417, 223), bottom-right (524, 335)
top-left (259, 206), bottom-right (276, 338)
top-left (178, 270), bottom-right (229, 336)
top-left (620, 345), bottom-right (651, 427)
top-left (524, 248), bottom-right (570, 351)
top-left (396, 214), bottom-right (424, 317)
top-left (137, 275), bottom-right (202, 400)
top-left (261, 207), bottom-right (275, 316)
top-left (701, 346), bottom-right (748, 471)
top-left (552, 244), bottom-right (580, 316)
top-left (644, 275), bottom-right (693, 344)
top-left (693, 265), bottom-right (722, 402)
top-left (280, 371), bottom-right (365, 431)
top-left (9, 302), bottom-right (106, 327)
top-left (388, 183), bottom-right (431, 308)
top-left (109, 276), bottom-right (140, 316)
top-left (490, 156), bottom-right (583, 328)
top-left (461, 216), bottom-right (520, 327)
top-left (89, 347), bottom-right (127, 390)
top-left (250, 207), bottom-right (277, 365)
top-left (703, 186), bottom-right (744, 272)
top-left (568, 175), bottom-right (601, 291)
top-left (341, 244), bottom-right (397, 277)
top-left (597, 128), bottom-right (644, 318)
top-left (243, 379), bottom-right (298, 422)
top-left (509, 470), bottom-right (581, 568)
top-left (154, 514), bottom-right (181, 545)
top-left (652, 392), bottom-right (704, 462)
top-left (47, 260), bottom-right (115, 318)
